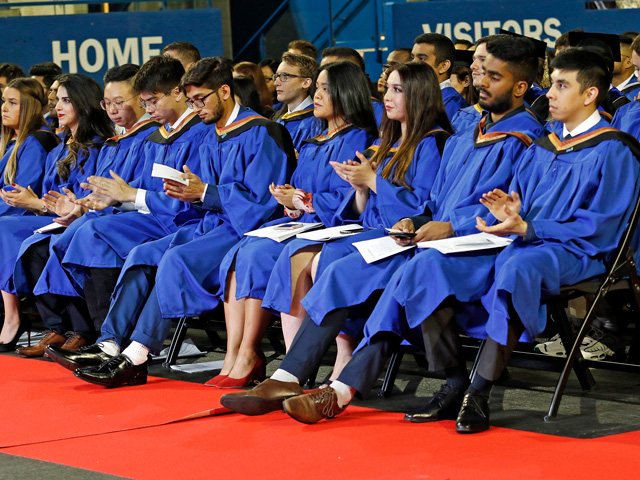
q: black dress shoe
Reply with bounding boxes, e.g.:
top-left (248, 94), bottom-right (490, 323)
top-left (74, 354), bottom-right (148, 388)
top-left (45, 343), bottom-right (113, 372)
top-left (455, 392), bottom-right (490, 433)
top-left (404, 384), bottom-right (465, 423)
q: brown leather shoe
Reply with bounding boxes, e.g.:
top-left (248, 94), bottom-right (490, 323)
top-left (61, 333), bottom-right (90, 352)
top-left (220, 378), bottom-right (304, 416)
top-left (283, 386), bottom-right (346, 424)
top-left (16, 331), bottom-right (66, 357)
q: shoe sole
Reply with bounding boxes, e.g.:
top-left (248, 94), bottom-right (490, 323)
top-left (220, 394), bottom-right (292, 416)
top-left (404, 411), bottom-right (459, 423)
top-left (455, 424), bottom-right (490, 434)
top-left (73, 371), bottom-right (147, 388)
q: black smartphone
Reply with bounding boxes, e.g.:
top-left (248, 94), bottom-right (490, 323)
top-left (388, 231), bottom-right (416, 238)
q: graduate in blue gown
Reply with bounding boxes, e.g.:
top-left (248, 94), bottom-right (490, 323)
top-left (265, 47), bottom-right (640, 432)
top-left (612, 98), bottom-right (640, 138)
top-left (410, 33), bottom-right (470, 121)
top-left (270, 52), bottom-right (323, 152)
top-left (210, 61), bottom-right (378, 388)
top-left (0, 74), bottom-right (112, 350)
top-left (216, 35), bottom-right (550, 422)
top-left (11, 65), bottom-right (161, 355)
top-left (47, 58), bottom-right (296, 388)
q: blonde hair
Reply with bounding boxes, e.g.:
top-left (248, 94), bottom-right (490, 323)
top-left (0, 78), bottom-right (47, 184)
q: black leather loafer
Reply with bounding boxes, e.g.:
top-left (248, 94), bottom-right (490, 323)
top-left (45, 343), bottom-right (113, 371)
top-left (455, 392), bottom-right (490, 433)
top-left (74, 354), bottom-right (148, 388)
top-left (404, 384), bottom-right (465, 423)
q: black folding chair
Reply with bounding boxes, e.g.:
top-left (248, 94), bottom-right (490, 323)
top-left (543, 183), bottom-right (640, 421)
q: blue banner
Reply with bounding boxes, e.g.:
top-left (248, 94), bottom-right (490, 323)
top-left (384, 0), bottom-right (640, 50)
top-left (0, 8), bottom-right (223, 82)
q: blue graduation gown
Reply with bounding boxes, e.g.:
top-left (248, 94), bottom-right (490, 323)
top-left (451, 104), bottom-right (483, 134)
top-left (276, 106), bottom-right (323, 152)
top-left (0, 129), bottom-right (59, 217)
top-left (442, 86), bottom-right (470, 121)
top-left (218, 124), bottom-right (374, 303)
top-left (114, 108), bottom-right (296, 322)
top-left (14, 120), bottom-right (160, 297)
top-left (60, 113), bottom-right (209, 290)
top-left (358, 119), bottom-right (640, 353)
top-left (612, 100), bottom-right (640, 138)
top-left (0, 137), bottom-right (101, 293)
top-left (262, 129), bottom-right (449, 317)
top-left (304, 107), bottom-right (546, 339)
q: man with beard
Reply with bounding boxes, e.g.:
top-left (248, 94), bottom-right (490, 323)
top-left (219, 35), bottom-right (547, 422)
top-left (47, 58), bottom-right (296, 388)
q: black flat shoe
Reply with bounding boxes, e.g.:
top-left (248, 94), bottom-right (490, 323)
top-left (404, 384), bottom-right (465, 423)
top-left (74, 354), bottom-right (148, 388)
top-left (45, 343), bottom-right (113, 371)
top-left (455, 392), bottom-right (490, 433)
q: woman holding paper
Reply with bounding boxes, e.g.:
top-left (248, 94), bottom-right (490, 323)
top-left (212, 61), bottom-right (378, 387)
top-left (0, 74), bottom-right (111, 350)
top-left (261, 62), bottom-right (453, 378)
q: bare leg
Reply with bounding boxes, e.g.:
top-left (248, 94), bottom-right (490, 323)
top-left (0, 291), bottom-right (21, 344)
top-left (226, 297), bottom-right (272, 379)
top-left (281, 245), bottom-right (322, 350)
top-left (222, 270), bottom-right (245, 375)
top-left (330, 333), bottom-right (358, 381)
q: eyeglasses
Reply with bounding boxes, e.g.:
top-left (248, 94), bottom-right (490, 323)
top-left (100, 95), bottom-right (137, 111)
top-left (272, 72), bottom-right (306, 83)
top-left (185, 90), bottom-right (217, 109)
top-left (138, 93), bottom-right (166, 110)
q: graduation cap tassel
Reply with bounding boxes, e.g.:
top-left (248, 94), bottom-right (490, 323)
top-left (541, 52), bottom-right (551, 90)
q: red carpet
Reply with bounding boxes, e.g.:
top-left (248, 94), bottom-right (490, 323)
top-left (2, 355), bottom-right (640, 479)
top-left (4, 408), bottom-right (640, 479)
top-left (0, 355), bottom-right (230, 447)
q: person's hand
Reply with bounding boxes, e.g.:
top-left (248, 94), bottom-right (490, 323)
top-left (70, 191), bottom-right (116, 211)
top-left (412, 221), bottom-right (454, 243)
top-left (476, 208), bottom-right (527, 237)
top-left (330, 151), bottom-right (377, 192)
top-left (479, 189), bottom-right (521, 221)
top-left (81, 171), bottom-right (137, 203)
top-left (268, 183), bottom-right (296, 209)
top-left (0, 184), bottom-right (42, 211)
top-left (43, 189), bottom-right (77, 217)
top-left (389, 218), bottom-right (415, 246)
top-left (163, 165), bottom-right (206, 203)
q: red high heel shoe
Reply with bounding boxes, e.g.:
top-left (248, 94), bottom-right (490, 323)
top-left (215, 355), bottom-right (267, 389)
top-left (204, 374), bottom-right (228, 387)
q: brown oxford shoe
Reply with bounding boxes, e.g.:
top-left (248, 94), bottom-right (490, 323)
top-left (60, 333), bottom-right (91, 352)
top-left (16, 331), bottom-right (66, 357)
top-left (220, 378), bottom-right (304, 416)
top-left (283, 386), bottom-right (346, 424)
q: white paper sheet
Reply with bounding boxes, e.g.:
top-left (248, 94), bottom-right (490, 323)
top-left (34, 222), bottom-right (66, 234)
top-left (151, 163), bottom-right (189, 185)
top-left (245, 222), bottom-right (324, 242)
top-left (296, 223), bottom-right (366, 241)
top-left (354, 235), bottom-right (415, 264)
top-left (417, 232), bottom-right (513, 254)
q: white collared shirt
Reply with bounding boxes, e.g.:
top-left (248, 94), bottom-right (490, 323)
top-left (439, 79), bottom-right (452, 90)
top-left (287, 96), bottom-right (313, 114)
top-left (616, 73), bottom-right (636, 91)
top-left (562, 109), bottom-right (602, 140)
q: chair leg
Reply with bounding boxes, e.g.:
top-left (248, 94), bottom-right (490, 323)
top-left (378, 350), bottom-right (404, 397)
top-left (625, 267), bottom-right (640, 363)
top-left (162, 317), bottom-right (189, 368)
top-left (469, 339), bottom-right (486, 381)
top-left (545, 290), bottom-right (604, 421)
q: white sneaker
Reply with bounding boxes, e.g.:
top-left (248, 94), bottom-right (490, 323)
top-left (534, 334), bottom-right (567, 357)
top-left (580, 335), bottom-right (615, 361)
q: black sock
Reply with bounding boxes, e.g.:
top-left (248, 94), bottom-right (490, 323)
top-left (445, 364), bottom-right (470, 391)
top-left (468, 374), bottom-right (493, 400)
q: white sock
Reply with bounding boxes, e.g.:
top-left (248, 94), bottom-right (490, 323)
top-left (121, 341), bottom-right (150, 366)
top-left (98, 339), bottom-right (121, 357)
top-left (270, 369), bottom-right (300, 384)
top-left (330, 380), bottom-right (354, 408)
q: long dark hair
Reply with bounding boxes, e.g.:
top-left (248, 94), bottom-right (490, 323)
top-left (318, 61), bottom-right (378, 139)
top-left (56, 74), bottom-right (114, 180)
top-left (373, 62), bottom-right (453, 189)
top-left (233, 75), bottom-right (265, 115)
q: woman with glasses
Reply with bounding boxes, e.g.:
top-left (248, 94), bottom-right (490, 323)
top-left (271, 52), bottom-right (323, 152)
top-left (260, 62), bottom-right (453, 380)
top-left (211, 61), bottom-right (378, 388)
top-left (0, 74), bottom-right (112, 351)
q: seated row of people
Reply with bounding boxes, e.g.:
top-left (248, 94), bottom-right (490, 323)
top-left (0, 30), bottom-right (639, 435)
